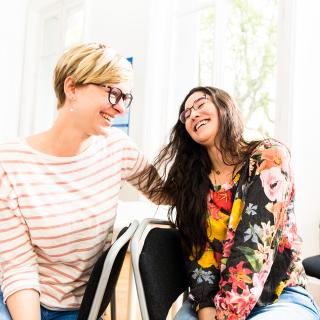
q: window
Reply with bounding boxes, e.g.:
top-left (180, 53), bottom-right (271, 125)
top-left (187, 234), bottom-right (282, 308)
top-left (198, 0), bottom-right (279, 140)
top-left (111, 57), bottom-right (133, 135)
top-left (21, 0), bottom-right (131, 136)
top-left (64, 5), bottom-right (85, 48)
top-left (20, 0), bottom-right (85, 135)
top-left (162, 0), bottom-right (294, 144)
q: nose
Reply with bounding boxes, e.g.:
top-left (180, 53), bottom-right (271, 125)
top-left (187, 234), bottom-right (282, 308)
top-left (112, 100), bottom-right (126, 114)
top-left (189, 107), bottom-right (200, 120)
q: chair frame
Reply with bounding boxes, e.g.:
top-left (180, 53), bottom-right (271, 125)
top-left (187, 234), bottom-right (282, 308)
top-left (85, 220), bottom-right (139, 320)
top-left (131, 218), bottom-right (187, 320)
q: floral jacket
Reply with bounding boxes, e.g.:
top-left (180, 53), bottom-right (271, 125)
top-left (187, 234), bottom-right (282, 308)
top-left (187, 139), bottom-right (307, 320)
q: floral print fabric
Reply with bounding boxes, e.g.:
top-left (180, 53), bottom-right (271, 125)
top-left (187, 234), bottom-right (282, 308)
top-left (187, 139), bottom-right (307, 320)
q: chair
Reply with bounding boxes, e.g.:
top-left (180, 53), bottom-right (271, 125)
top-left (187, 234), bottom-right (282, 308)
top-left (303, 255), bottom-right (320, 280)
top-left (302, 222), bottom-right (320, 306)
top-left (78, 220), bottom-right (139, 320)
top-left (302, 255), bottom-right (320, 306)
top-left (131, 218), bottom-right (189, 320)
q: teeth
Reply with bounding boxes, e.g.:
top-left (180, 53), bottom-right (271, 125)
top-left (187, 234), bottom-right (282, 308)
top-left (100, 112), bottom-right (111, 121)
top-left (195, 120), bottom-right (208, 131)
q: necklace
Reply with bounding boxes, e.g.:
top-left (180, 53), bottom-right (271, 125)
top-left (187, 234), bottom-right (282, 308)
top-left (210, 165), bottom-right (237, 186)
top-left (210, 169), bottom-right (219, 186)
top-left (211, 168), bottom-right (221, 175)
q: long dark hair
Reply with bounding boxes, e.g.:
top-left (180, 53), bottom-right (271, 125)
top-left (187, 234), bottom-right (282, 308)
top-left (140, 86), bottom-right (260, 258)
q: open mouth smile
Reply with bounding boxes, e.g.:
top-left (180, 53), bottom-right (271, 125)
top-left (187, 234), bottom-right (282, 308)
top-left (100, 112), bottom-right (113, 122)
top-left (194, 119), bottom-right (209, 131)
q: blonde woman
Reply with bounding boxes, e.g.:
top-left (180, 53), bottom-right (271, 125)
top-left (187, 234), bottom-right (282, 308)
top-left (0, 43), bottom-right (148, 320)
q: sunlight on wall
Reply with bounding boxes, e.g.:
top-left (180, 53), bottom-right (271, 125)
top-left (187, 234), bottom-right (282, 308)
top-left (0, 1), bottom-right (28, 140)
top-left (291, 0), bottom-right (320, 258)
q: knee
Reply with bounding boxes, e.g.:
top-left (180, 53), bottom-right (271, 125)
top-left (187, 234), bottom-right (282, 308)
top-left (174, 301), bottom-right (197, 320)
top-left (0, 313), bottom-right (11, 320)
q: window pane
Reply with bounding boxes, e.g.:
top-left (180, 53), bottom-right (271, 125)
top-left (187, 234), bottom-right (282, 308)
top-left (199, 0), bottom-right (279, 140)
top-left (64, 7), bottom-right (84, 48)
top-left (42, 15), bottom-right (60, 56)
top-left (199, 7), bottom-right (215, 85)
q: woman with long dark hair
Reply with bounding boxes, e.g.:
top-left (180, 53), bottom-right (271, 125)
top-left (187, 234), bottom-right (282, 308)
top-left (140, 86), bottom-right (319, 319)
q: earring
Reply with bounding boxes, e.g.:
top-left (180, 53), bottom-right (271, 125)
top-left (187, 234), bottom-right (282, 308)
top-left (69, 98), bottom-right (75, 112)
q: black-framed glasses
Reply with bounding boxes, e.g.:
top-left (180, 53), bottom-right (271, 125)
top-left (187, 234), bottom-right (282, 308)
top-left (179, 95), bottom-right (208, 123)
top-left (106, 86), bottom-right (133, 109)
top-left (88, 84), bottom-right (133, 109)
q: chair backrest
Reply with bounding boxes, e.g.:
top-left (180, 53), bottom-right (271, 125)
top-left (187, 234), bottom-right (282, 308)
top-left (302, 255), bottom-right (320, 279)
top-left (131, 219), bottom-right (189, 320)
top-left (78, 220), bottom-right (139, 320)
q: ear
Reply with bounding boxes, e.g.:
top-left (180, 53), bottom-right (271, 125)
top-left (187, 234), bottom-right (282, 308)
top-left (64, 76), bottom-right (76, 101)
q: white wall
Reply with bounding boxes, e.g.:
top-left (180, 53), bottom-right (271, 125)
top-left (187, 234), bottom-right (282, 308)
top-left (83, 0), bottom-right (149, 152)
top-left (291, 0), bottom-right (320, 258)
top-left (0, 0), bottom-right (29, 141)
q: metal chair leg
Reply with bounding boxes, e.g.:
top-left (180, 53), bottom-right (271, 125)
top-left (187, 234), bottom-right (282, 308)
top-left (110, 289), bottom-right (116, 320)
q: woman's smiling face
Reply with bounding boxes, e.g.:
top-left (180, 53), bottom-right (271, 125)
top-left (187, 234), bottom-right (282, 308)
top-left (184, 91), bottom-right (220, 148)
top-left (66, 79), bottom-right (132, 137)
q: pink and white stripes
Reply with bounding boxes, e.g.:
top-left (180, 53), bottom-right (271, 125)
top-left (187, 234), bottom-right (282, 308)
top-left (0, 128), bottom-right (147, 310)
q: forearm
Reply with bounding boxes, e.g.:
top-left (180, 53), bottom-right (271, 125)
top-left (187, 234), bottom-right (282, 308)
top-left (6, 289), bottom-right (41, 320)
top-left (187, 247), bottom-right (220, 311)
top-left (198, 307), bottom-right (216, 320)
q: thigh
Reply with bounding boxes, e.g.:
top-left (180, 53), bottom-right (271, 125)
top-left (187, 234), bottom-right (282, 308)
top-left (174, 301), bottom-right (198, 320)
top-left (0, 292), bottom-right (12, 320)
top-left (248, 286), bottom-right (320, 320)
top-left (40, 306), bottom-right (79, 320)
top-left (0, 292), bottom-right (83, 320)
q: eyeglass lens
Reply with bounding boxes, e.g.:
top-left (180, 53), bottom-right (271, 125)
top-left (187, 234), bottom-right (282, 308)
top-left (108, 87), bottom-right (133, 109)
top-left (180, 95), bottom-right (207, 123)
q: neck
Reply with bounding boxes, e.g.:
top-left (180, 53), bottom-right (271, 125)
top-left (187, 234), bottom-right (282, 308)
top-left (206, 145), bottom-right (231, 174)
top-left (27, 115), bottom-right (91, 157)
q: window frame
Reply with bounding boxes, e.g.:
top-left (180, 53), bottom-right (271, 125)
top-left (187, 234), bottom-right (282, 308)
top-left (18, 0), bottom-right (85, 136)
top-left (143, 0), bottom-right (297, 154)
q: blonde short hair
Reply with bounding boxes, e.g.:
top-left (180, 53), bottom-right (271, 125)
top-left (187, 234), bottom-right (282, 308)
top-left (53, 43), bottom-right (133, 109)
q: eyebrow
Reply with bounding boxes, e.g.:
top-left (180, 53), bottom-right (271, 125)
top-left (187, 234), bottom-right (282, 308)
top-left (107, 86), bottom-right (132, 96)
top-left (185, 95), bottom-right (207, 109)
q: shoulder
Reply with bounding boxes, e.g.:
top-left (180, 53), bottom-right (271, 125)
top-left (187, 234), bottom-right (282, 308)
top-left (101, 127), bottom-right (140, 150)
top-left (250, 138), bottom-right (290, 161)
top-left (102, 127), bottom-right (133, 143)
top-left (0, 137), bottom-right (23, 149)
top-left (0, 139), bottom-right (24, 193)
top-left (248, 138), bottom-right (291, 176)
top-left (0, 138), bottom-right (25, 159)
top-left (92, 128), bottom-right (145, 165)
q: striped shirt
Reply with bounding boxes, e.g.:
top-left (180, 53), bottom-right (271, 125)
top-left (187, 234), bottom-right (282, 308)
top-left (0, 128), bottom-right (147, 310)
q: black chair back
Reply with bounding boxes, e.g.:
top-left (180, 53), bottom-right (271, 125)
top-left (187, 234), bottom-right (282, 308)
top-left (139, 227), bottom-right (189, 320)
top-left (302, 255), bottom-right (320, 279)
